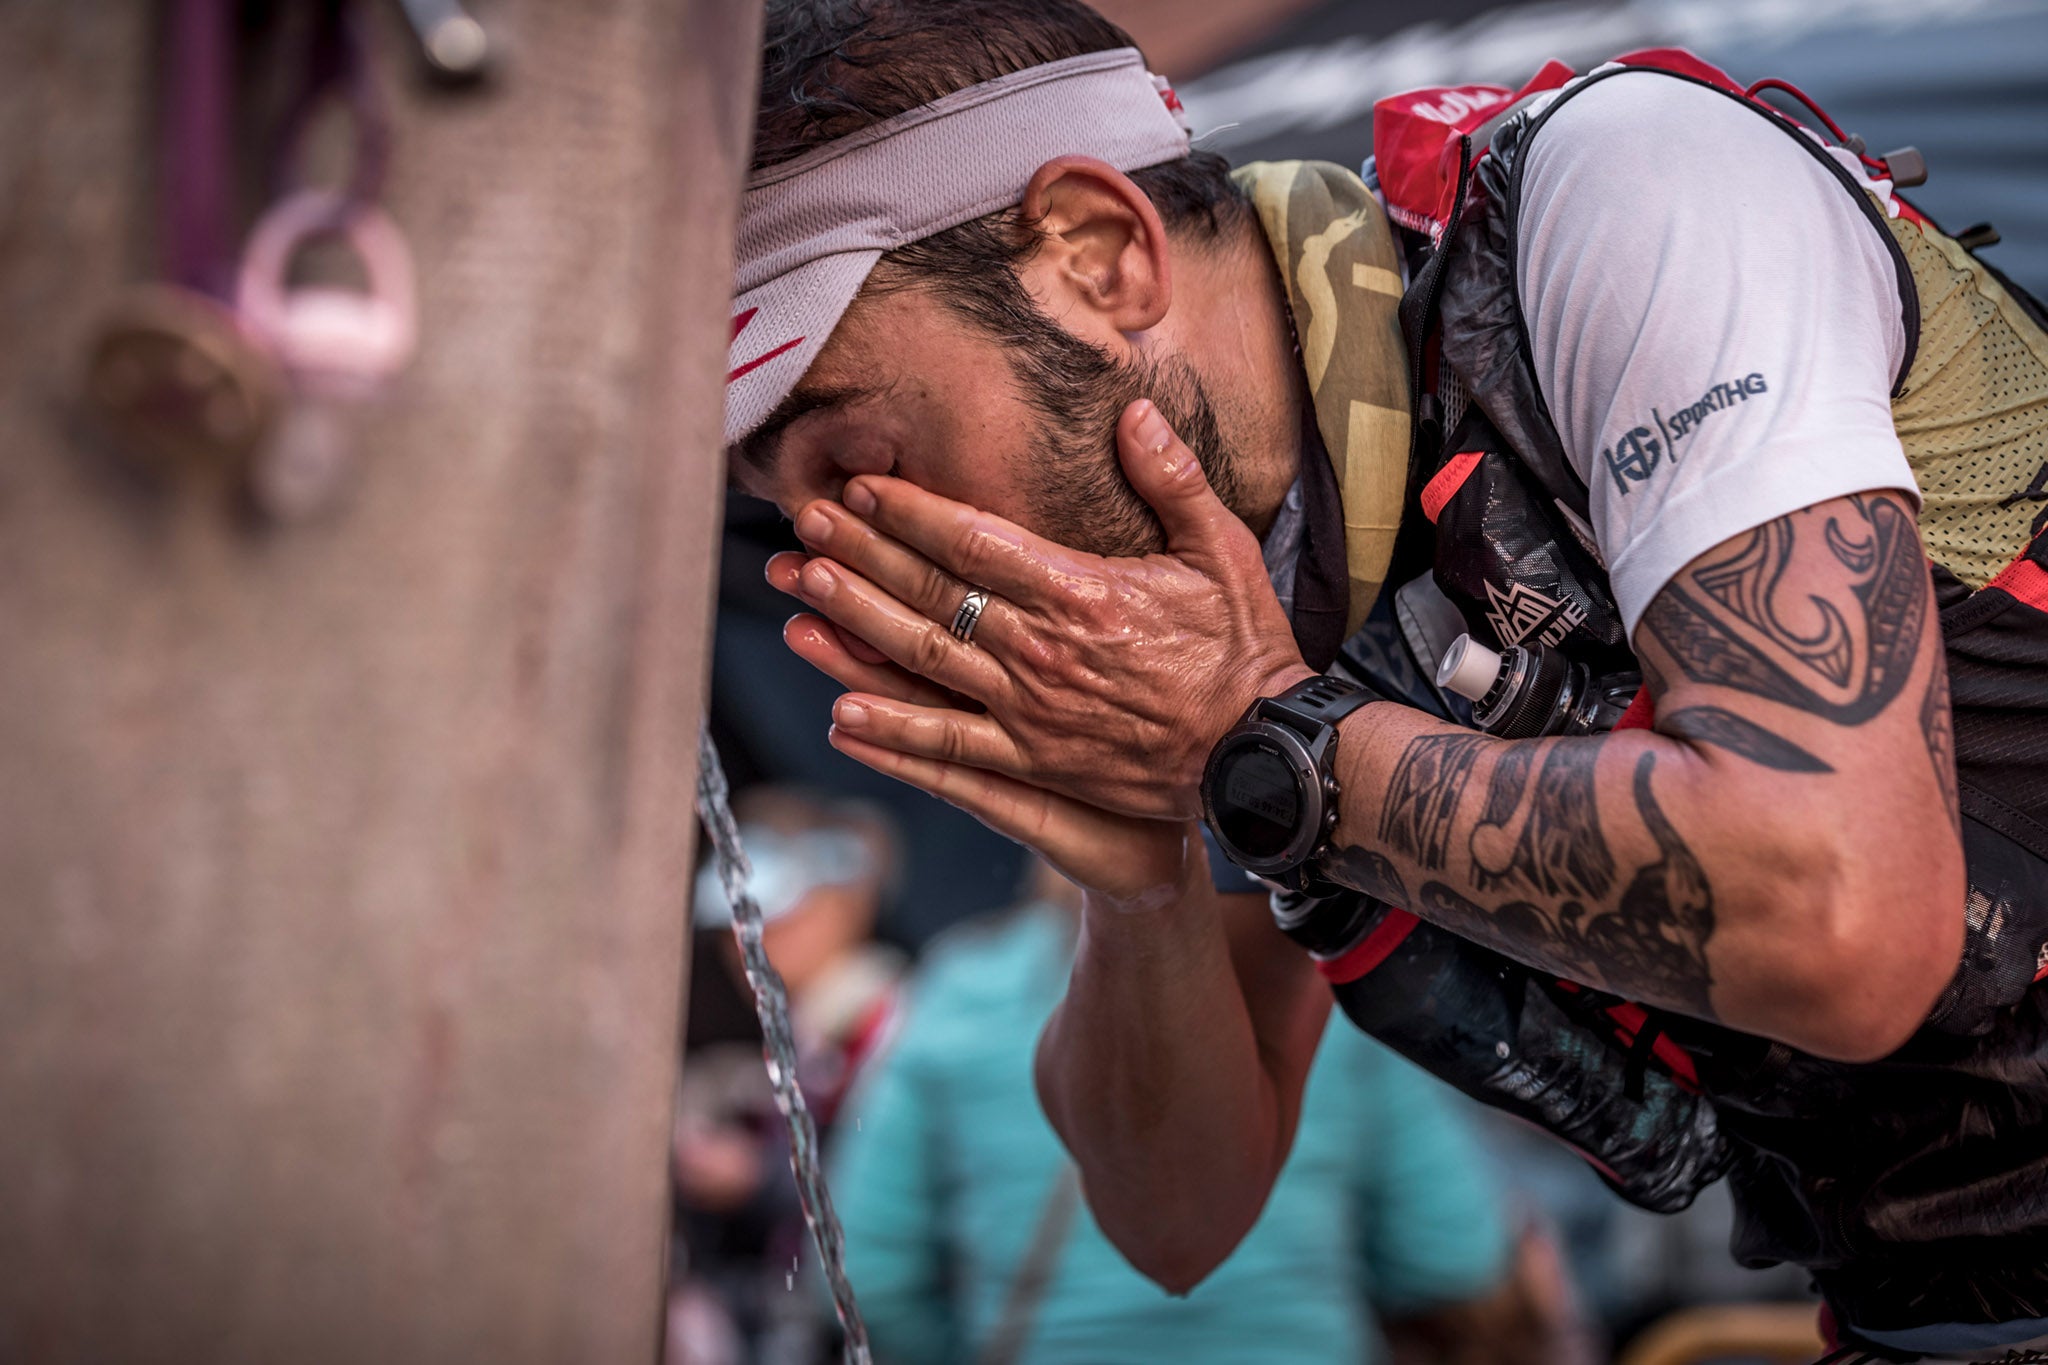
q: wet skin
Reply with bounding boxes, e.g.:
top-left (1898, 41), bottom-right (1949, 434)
top-left (735, 156), bottom-right (1965, 1291)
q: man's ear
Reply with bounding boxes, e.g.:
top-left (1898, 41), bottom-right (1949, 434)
top-left (1018, 156), bottom-right (1171, 335)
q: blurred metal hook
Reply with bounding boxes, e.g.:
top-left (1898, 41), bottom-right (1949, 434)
top-left (395, 0), bottom-right (490, 81)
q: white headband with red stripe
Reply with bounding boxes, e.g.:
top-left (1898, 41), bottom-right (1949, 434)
top-left (725, 47), bottom-right (1192, 445)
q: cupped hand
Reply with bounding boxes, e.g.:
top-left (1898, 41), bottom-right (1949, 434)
top-left (767, 399), bottom-right (1314, 821)
top-left (829, 722), bottom-right (1204, 912)
top-left (777, 614), bottom-right (1198, 907)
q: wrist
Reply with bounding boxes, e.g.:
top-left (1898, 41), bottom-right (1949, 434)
top-left (1256, 660), bottom-right (1319, 702)
top-left (1076, 872), bottom-right (1230, 985)
top-left (1187, 659), bottom-right (1315, 804)
top-left (1200, 673), bottom-right (1390, 893)
top-left (1082, 821), bottom-right (1207, 919)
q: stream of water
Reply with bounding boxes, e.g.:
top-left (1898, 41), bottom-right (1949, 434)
top-left (695, 729), bottom-right (873, 1365)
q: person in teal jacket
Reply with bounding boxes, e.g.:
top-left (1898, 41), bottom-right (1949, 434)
top-left (829, 867), bottom-right (1531, 1365)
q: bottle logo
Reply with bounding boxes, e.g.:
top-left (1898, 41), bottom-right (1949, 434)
top-left (1483, 580), bottom-right (1587, 649)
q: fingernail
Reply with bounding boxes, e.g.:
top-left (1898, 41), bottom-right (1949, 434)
top-left (796, 505), bottom-right (831, 545)
top-left (1134, 400), bottom-right (1172, 454)
top-left (834, 698), bottom-right (868, 728)
top-left (844, 481), bottom-right (877, 517)
top-left (802, 561), bottom-right (836, 599)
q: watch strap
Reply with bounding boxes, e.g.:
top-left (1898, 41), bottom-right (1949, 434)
top-left (1260, 673), bottom-right (1381, 736)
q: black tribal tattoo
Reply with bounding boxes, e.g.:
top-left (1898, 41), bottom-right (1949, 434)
top-left (1661, 707), bottom-right (1833, 774)
top-left (1406, 751), bottom-right (1718, 1020)
top-left (1642, 494), bottom-right (1929, 725)
top-left (1469, 742), bottom-right (1613, 902)
top-left (1922, 652), bottom-right (1961, 837)
top-left (1378, 732), bottom-right (1487, 869)
top-left (1606, 752), bottom-right (1717, 1017)
top-left (1324, 846), bottom-right (1409, 906)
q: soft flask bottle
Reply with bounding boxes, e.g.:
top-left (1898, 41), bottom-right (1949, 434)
top-left (1287, 635), bottom-right (1725, 1212)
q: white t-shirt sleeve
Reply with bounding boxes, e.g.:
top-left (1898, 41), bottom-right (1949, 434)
top-left (1515, 72), bottom-right (1916, 636)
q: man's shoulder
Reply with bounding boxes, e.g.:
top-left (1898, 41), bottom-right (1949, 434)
top-left (1516, 65), bottom-right (1842, 220)
top-left (1529, 66), bottom-right (1779, 158)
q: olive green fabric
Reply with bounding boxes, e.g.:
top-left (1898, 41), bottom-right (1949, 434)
top-left (1236, 161), bottom-right (1412, 636)
top-left (1888, 212), bottom-right (2048, 587)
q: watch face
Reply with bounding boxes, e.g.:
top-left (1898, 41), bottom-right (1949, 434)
top-left (1214, 740), bottom-right (1305, 862)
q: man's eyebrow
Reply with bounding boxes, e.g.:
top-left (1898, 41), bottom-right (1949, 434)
top-left (734, 384), bottom-right (877, 476)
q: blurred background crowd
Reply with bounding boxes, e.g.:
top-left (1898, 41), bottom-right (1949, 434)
top-left (681, 0), bottom-right (2048, 1361)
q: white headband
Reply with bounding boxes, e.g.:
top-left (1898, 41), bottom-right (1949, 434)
top-left (725, 47), bottom-right (1193, 445)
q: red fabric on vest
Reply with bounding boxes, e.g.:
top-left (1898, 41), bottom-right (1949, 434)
top-left (1616, 685), bottom-right (1656, 732)
top-left (1372, 59), bottom-right (1572, 239)
top-left (1420, 450), bottom-right (1485, 523)
top-left (1373, 49), bottom-right (1755, 241)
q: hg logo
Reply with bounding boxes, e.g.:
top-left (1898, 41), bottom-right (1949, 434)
top-left (1602, 426), bottom-right (1662, 495)
top-left (1602, 372), bottom-right (1768, 494)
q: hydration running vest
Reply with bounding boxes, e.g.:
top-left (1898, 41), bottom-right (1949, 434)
top-left (1295, 51), bottom-right (2048, 1340)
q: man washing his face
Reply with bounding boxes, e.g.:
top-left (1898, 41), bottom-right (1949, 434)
top-left (728, 3), bottom-right (2048, 1358)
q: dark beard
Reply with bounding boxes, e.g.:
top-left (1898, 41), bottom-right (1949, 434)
top-left (1004, 316), bottom-right (1246, 559)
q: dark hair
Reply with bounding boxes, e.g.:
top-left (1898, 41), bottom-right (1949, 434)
top-left (753, 0), bottom-right (1249, 334)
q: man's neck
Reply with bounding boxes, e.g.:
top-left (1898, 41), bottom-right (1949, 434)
top-left (1162, 223), bottom-right (1310, 542)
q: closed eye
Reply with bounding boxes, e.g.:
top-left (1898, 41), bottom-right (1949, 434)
top-left (737, 383), bottom-right (880, 480)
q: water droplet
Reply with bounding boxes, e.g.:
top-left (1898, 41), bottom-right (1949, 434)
top-left (1494, 1041), bottom-right (1511, 1059)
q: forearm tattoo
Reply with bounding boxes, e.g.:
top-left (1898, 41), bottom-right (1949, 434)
top-left (1607, 752), bottom-right (1716, 1018)
top-left (1409, 749), bottom-right (1712, 1023)
top-left (1357, 734), bottom-right (1719, 1019)
top-left (1378, 733), bottom-right (1487, 868)
top-left (1324, 846), bottom-right (1409, 906)
top-left (1469, 743), bottom-right (1613, 901)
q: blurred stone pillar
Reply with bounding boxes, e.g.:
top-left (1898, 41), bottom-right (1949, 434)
top-left (0, 0), bottom-right (759, 1359)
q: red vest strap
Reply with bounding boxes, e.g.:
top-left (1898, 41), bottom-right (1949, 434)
top-left (1316, 908), bottom-right (1421, 985)
top-left (1420, 450), bottom-right (1484, 523)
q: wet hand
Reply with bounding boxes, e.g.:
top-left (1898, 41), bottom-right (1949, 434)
top-left (778, 604), bottom-right (1204, 906)
top-left (768, 398), bottom-right (1313, 821)
top-left (824, 724), bottom-right (1205, 910)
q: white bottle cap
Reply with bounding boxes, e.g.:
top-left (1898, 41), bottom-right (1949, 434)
top-left (1437, 634), bottom-right (1504, 702)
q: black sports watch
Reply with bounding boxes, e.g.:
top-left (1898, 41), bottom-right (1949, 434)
top-left (1200, 673), bottom-right (1384, 893)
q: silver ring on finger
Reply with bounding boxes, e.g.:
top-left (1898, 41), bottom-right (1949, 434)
top-left (949, 588), bottom-right (992, 646)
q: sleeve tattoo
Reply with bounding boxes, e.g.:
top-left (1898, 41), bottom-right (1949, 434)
top-left (1469, 744), bottom-right (1613, 901)
top-left (1640, 493), bottom-right (1929, 724)
top-left (1356, 733), bottom-right (1720, 1020)
top-left (1922, 651), bottom-right (1961, 837)
top-left (1379, 733), bottom-right (1487, 868)
top-left (1659, 707), bottom-right (1833, 773)
top-left (1318, 495), bottom-right (1952, 1018)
